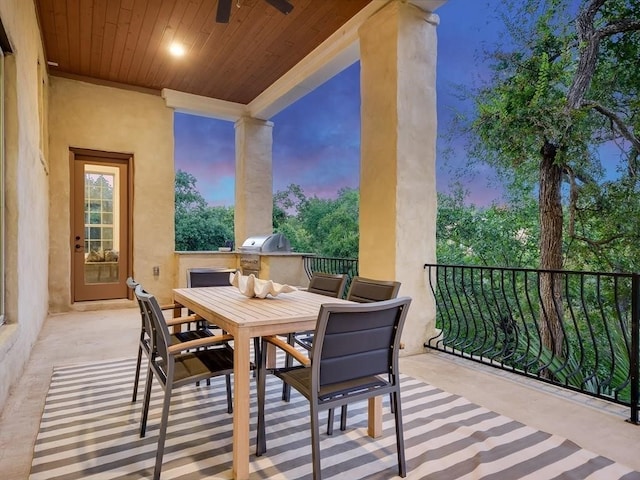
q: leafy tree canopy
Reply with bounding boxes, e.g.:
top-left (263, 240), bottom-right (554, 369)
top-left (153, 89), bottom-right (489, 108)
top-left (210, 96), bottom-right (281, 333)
top-left (175, 170), bottom-right (207, 216)
top-left (451, 0), bottom-right (640, 273)
top-left (436, 187), bottom-right (540, 268)
top-left (174, 169), bottom-right (234, 251)
top-left (273, 184), bottom-right (359, 258)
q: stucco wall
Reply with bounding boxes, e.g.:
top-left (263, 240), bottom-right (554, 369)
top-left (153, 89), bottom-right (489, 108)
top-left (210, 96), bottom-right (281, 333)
top-left (174, 252), bottom-right (238, 288)
top-left (359, 2), bottom-right (438, 355)
top-left (48, 77), bottom-right (176, 311)
top-left (0, 0), bottom-right (51, 410)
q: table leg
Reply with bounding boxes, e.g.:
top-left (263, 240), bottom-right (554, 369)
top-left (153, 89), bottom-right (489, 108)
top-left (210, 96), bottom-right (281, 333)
top-left (232, 329), bottom-right (251, 480)
top-left (172, 305), bottom-right (182, 334)
top-left (367, 396), bottom-right (383, 438)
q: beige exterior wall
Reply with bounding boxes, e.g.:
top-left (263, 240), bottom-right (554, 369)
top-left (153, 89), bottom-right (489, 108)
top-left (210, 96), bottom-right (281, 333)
top-left (0, 0), bottom-right (51, 409)
top-left (257, 254), bottom-right (309, 287)
top-left (48, 77), bottom-right (176, 310)
top-left (174, 252), bottom-right (238, 288)
top-left (359, 2), bottom-right (439, 354)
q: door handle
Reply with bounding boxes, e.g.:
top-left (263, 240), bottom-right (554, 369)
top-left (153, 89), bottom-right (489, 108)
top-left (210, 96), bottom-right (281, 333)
top-left (75, 244), bottom-right (84, 252)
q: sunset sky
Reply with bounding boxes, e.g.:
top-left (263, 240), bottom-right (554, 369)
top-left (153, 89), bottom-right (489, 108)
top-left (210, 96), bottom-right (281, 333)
top-left (174, 0), bottom-right (507, 207)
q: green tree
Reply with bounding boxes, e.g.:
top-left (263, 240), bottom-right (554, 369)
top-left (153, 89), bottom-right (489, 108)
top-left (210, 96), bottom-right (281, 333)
top-left (273, 184), bottom-right (308, 230)
top-left (467, 0), bottom-right (640, 355)
top-left (174, 170), bottom-right (234, 251)
top-left (315, 188), bottom-right (359, 258)
top-left (273, 185), bottom-right (360, 258)
top-left (175, 170), bottom-right (207, 217)
top-left (272, 184), bottom-right (314, 253)
top-left (175, 207), bottom-right (234, 251)
top-left (436, 189), bottom-right (540, 268)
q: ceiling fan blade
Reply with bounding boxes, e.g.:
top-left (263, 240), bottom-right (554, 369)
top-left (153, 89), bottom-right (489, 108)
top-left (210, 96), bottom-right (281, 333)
top-left (216, 0), bottom-right (232, 23)
top-left (263, 0), bottom-right (294, 15)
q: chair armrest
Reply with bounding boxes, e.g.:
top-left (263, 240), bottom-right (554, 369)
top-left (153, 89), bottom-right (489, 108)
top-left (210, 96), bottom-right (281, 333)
top-left (160, 302), bottom-right (181, 310)
top-left (165, 314), bottom-right (201, 326)
top-left (263, 335), bottom-right (310, 367)
top-left (168, 333), bottom-right (234, 354)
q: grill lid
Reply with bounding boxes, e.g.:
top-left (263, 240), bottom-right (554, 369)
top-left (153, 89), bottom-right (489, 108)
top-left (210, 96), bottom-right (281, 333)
top-left (240, 233), bottom-right (291, 253)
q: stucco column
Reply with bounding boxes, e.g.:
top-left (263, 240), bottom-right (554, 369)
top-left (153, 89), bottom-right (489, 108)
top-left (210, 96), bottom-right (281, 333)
top-left (359, 1), bottom-right (439, 354)
top-left (234, 116), bottom-right (274, 245)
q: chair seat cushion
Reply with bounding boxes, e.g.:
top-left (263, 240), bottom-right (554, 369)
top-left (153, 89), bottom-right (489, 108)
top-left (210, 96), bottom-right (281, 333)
top-left (275, 366), bottom-right (388, 403)
top-left (170, 345), bottom-right (236, 386)
top-left (173, 329), bottom-right (213, 343)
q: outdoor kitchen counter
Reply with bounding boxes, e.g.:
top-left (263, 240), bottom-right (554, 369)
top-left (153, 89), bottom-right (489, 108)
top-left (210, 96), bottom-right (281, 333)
top-left (174, 251), bottom-right (310, 288)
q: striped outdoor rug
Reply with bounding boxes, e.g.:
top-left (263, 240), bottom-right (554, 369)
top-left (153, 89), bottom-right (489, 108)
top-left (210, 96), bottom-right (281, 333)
top-left (30, 358), bottom-right (639, 480)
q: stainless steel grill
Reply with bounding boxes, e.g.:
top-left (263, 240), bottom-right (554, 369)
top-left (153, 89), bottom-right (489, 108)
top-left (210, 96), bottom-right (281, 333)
top-left (239, 233), bottom-right (291, 253)
top-left (239, 233), bottom-right (292, 276)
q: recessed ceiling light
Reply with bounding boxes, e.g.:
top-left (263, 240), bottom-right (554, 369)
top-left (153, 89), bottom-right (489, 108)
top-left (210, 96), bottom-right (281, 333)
top-left (169, 42), bottom-right (185, 57)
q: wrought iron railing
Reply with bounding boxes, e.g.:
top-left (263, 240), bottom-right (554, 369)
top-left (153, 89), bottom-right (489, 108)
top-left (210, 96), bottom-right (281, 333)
top-left (423, 263), bottom-right (640, 424)
top-left (302, 255), bottom-right (359, 296)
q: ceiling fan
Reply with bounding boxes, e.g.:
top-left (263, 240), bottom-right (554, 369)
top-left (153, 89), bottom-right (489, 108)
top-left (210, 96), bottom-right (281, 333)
top-left (216, 0), bottom-right (294, 23)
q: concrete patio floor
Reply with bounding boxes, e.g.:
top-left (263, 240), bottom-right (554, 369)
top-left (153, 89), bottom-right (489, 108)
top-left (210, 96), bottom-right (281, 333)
top-left (1, 306), bottom-right (639, 479)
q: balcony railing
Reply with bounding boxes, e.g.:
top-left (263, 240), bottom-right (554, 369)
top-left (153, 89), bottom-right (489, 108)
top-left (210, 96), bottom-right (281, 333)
top-left (302, 255), bottom-right (359, 296)
top-left (423, 263), bottom-right (640, 424)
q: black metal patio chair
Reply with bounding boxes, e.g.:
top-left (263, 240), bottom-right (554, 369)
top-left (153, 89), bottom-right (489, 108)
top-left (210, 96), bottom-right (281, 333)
top-left (256, 296), bottom-right (412, 480)
top-left (282, 272), bottom-right (348, 400)
top-left (185, 267), bottom-right (261, 376)
top-left (135, 284), bottom-right (249, 480)
top-left (127, 277), bottom-right (229, 405)
top-left (327, 275), bottom-right (402, 434)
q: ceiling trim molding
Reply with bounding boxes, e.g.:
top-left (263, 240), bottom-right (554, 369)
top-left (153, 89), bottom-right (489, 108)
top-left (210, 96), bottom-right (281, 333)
top-left (161, 89), bottom-right (247, 121)
top-left (51, 71), bottom-right (161, 96)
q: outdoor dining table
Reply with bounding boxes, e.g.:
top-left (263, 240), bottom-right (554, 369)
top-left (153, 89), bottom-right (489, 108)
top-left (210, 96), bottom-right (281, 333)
top-left (172, 285), bottom-right (385, 480)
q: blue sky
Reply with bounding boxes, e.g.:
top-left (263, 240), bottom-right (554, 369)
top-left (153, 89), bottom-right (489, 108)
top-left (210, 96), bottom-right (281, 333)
top-left (174, 0), bottom-right (507, 207)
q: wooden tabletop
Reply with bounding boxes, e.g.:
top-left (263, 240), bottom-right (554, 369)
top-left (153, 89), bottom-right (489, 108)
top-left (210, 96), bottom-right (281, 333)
top-left (173, 285), bottom-right (352, 336)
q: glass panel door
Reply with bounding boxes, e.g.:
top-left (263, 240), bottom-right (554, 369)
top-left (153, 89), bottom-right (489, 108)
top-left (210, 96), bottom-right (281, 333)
top-left (72, 155), bottom-right (129, 301)
top-left (83, 166), bottom-right (120, 284)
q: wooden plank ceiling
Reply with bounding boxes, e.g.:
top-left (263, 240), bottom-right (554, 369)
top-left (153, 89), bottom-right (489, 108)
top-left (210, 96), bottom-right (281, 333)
top-left (35, 0), bottom-right (373, 105)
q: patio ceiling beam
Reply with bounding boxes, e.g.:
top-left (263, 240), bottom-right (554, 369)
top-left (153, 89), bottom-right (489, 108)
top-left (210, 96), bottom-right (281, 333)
top-left (247, 1), bottom-right (387, 120)
top-left (161, 89), bottom-right (248, 122)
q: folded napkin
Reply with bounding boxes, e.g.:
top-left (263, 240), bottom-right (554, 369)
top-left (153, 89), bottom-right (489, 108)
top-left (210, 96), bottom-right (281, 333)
top-left (230, 271), bottom-right (297, 299)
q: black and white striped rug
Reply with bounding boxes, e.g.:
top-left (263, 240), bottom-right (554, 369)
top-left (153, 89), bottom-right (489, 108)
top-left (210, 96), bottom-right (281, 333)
top-left (30, 358), bottom-right (639, 479)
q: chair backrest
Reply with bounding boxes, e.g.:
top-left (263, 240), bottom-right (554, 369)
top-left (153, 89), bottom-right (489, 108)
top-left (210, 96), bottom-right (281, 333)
top-left (310, 297), bottom-right (411, 390)
top-left (346, 276), bottom-right (401, 303)
top-left (127, 277), bottom-right (147, 327)
top-left (187, 268), bottom-right (236, 288)
top-left (307, 272), bottom-right (348, 298)
top-left (134, 285), bottom-right (172, 365)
